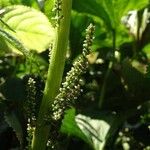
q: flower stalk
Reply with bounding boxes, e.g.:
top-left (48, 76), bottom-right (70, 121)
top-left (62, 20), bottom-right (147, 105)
top-left (31, 0), bottom-right (72, 149)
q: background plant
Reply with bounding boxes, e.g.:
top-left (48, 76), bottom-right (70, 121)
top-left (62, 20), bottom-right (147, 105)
top-left (0, 0), bottom-right (150, 150)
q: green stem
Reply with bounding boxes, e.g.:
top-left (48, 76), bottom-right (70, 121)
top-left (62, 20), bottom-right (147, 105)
top-left (98, 29), bottom-right (116, 109)
top-left (98, 61), bottom-right (113, 108)
top-left (31, 0), bottom-right (72, 149)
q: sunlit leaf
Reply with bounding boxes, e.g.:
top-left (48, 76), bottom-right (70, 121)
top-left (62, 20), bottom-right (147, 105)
top-left (75, 114), bottom-right (110, 150)
top-left (0, 0), bottom-right (40, 9)
top-left (73, 0), bottom-right (149, 30)
top-left (0, 28), bottom-right (29, 55)
top-left (43, 0), bottom-right (55, 20)
top-left (0, 5), bottom-right (55, 53)
top-left (61, 109), bottom-right (121, 150)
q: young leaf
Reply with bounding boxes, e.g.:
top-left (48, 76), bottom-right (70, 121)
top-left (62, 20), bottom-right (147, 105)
top-left (0, 5), bottom-right (55, 53)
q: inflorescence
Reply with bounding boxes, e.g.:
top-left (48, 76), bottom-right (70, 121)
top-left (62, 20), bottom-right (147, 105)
top-left (25, 77), bottom-right (36, 120)
top-left (52, 0), bottom-right (63, 27)
top-left (51, 23), bottom-right (95, 121)
top-left (24, 76), bottom-right (36, 149)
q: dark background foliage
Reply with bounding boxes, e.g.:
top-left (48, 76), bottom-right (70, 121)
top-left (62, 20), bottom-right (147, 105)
top-left (0, 0), bottom-right (150, 150)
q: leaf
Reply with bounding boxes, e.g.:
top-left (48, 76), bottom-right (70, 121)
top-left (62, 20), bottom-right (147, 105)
top-left (0, 28), bottom-right (29, 56)
top-left (70, 11), bottom-right (95, 59)
top-left (4, 111), bottom-right (23, 147)
top-left (121, 60), bottom-right (145, 94)
top-left (72, 0), bottom-right (112, 29)
top-left (61, 109), bottom-right (121, 150)
top-left (0, 0), bottom-right (13, 7)
top-left (21, 0), bottom-right (40, 9)
top-left (73, 0), bottom-right (149, 30)
top-left (61, 109), bottom-right (88, 142)
top-left (1, 77), bottom-right (26, 148)
top-left (122, 0), bottom-right (149, 14)
top-left (0, 35), bottom-right (11, 54)
top-left (99, 0), bottom-right (149, 29)
top-left (75, 114), bottom-right (109, 150)
top-left (0, 5), bottom-right (55, 53)
top-left (143, 44), bottom-right (150, 59)
top-left (119, 60), bottom-right (150, 109)
top-left (43, 0), bottom-right (55, 19)
top-left (99, 0), bottom-right (149, 27)
top-left (0, 0), bottom-right (40, 9)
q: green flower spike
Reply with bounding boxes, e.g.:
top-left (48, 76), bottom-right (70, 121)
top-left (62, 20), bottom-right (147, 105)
top-left (51, 23), bottom-right (95, 121)
top-left (24, 76), bottom-right (37, 149)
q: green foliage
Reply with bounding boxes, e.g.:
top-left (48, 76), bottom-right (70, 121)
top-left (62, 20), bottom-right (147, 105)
top-left (0, 5), bottom-right (55, 54)
top-left (61, 109), bottom-right (122, 150)
top-left (73, 0), bottom-right (111, 29)
top-left (43, 0), bottom-right (55, 20)
top-left (73, 0), bottom-right (149, 30)
top-left (0, 0), bottom-right (39, 8)
top-left (0, 0), bottom-right (150, 150)
top-left (61, 109), bottom-right (88, 142)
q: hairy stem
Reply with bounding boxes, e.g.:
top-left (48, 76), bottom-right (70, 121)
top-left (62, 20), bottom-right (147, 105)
top-left (31, 0), bottom-right (72, 149)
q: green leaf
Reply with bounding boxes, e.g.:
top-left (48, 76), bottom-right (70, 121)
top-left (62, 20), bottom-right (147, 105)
top-left (121, 0), bottom-right (149, 14)
top-left (21, 0), bottom-right (40, 9)
top-left (75, 114), bottom-right (109, 150)
top-left (43, 0), bottom-right (55, 19)
top-left (0, 0), bottom-right (11, 7)
top-left (4, 111), bottom-right (23, 148)
top-left (0, 28), bottom-right (29, 55)
top-left (61, 109), bottom-right (88, 142)
top-left (143, 44), bottom-right (150, 59)
top-left (99, 0), bottom-right (149, 28)
top-left (0, 5), bottom-right (55, 53)
top-left (0, 35), bottom-right (11, 54)
top-left (72, 0), bottom-right (112, 29)
top-left (73, 0), bottom-right (149, 30)
top-left (61, 109), bottom-right (121, 150)
top-left (0, 0), bottom-right (40, 9)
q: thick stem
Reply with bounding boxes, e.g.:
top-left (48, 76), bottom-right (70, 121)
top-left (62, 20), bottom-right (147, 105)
top-left (98, 29), bottom-right (116, 109)
top-left (31, 0), bottom-right (72, 149)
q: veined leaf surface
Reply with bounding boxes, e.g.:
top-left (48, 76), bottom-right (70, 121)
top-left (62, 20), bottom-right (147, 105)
top-left (0, 5), bottom-right (55, 53)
